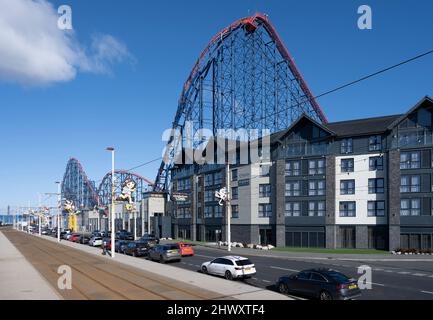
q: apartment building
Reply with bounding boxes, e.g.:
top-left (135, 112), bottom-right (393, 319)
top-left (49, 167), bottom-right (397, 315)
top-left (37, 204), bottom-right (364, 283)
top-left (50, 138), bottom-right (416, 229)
top-left (169, 96), bottom-right (433, 251)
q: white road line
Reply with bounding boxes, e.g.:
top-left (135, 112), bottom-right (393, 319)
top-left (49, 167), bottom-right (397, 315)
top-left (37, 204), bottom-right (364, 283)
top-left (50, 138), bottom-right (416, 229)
top-left (252, 277), bottom-right (258, 280)
top-left (270, 266), bottom-right (300, 272)
top-left (421, 291), bottom-right (433, 295)
top-left (373, 268), bottom-right (383, 271)
top-left (429, 275), bottom-right (433, 278)
top-left (413, 273), bottom-right (427, 277)
top-left (364, 282), bottom-right (385, 287)
top-left (384, 270), bottom-right (394, 273)
top-left (398, 271), bottom-right (411, 274)
top-left (262, 280), bottom-right (271, 283)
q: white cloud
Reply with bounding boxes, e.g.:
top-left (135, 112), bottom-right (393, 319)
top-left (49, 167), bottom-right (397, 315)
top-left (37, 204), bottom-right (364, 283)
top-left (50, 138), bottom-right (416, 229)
top-left (0, 0), bottom-right (133, 86)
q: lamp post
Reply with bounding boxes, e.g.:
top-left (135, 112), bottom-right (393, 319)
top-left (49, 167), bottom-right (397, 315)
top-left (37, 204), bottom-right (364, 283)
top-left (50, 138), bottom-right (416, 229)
top-left (106, 147), bottom-right (116, 258)
top-left (56, 181), bottom-right (61, 242)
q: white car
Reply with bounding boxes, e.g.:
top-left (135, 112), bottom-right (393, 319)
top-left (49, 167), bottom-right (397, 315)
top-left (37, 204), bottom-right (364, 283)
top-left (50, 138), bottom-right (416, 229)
top-left (89, 237), bottom-right (103, 247)
top-left (201, 256), bottom-right (256, 280)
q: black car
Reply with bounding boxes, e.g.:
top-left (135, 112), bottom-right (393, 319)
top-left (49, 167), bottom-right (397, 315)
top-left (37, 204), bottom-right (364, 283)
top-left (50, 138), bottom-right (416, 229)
top-left (277, 269), bottom-right (362, 300)
top-left (123, 242), bottom-right (150, 257)
top-left (115, 240), bottom-right (131, 253)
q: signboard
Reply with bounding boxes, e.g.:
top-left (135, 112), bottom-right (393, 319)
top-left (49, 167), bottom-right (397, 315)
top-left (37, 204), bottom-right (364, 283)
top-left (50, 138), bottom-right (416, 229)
top-left (171, 192), bottom-right (189, 202)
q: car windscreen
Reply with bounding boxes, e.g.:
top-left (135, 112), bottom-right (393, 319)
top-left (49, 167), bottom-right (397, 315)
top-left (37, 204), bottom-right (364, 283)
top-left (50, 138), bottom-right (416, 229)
top-left (327, 271), bottom-right (351, 283)
top-left (235, 259), bottom-right (253, 266)
top-left (181, 243), bottom-right (191, 247)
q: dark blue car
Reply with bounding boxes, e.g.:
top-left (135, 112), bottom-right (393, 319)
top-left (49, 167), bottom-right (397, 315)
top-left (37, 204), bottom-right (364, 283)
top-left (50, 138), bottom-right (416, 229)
top-left (277, 268), bottom-right (362, 300)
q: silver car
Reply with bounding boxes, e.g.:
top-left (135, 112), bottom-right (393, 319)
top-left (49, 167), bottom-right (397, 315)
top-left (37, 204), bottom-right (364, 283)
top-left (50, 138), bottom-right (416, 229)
top-left (148, 244), bottom-right (181, 263)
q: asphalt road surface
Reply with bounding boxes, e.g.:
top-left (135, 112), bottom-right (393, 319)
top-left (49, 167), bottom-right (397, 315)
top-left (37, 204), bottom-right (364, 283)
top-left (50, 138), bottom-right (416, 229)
top-left (148, 245), bottom-right (433, 300)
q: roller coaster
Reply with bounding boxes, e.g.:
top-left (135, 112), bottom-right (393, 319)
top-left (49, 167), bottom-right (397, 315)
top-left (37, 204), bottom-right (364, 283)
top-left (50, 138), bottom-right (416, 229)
top-left (60, 13), bottom-right (327, 210)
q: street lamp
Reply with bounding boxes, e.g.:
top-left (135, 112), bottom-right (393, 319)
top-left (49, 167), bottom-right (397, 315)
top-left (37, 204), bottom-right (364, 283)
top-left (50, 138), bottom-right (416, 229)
top-left (56, 181), bottom-right (61, 242)
top-left (106, 147), bottom-right (116, 258)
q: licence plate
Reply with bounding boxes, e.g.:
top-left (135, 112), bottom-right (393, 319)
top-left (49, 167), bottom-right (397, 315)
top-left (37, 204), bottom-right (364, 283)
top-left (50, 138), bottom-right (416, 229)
top-left (348, 284), bottom-right (357, 289)
top-left (245, 267), bottom-right (251, 271)
top-left (168, 250), bottom-right (178, 254)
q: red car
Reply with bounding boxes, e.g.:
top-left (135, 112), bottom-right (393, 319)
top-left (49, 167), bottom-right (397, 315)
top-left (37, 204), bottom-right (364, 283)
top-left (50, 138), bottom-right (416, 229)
top-left (178, 242), bottom-right (194, 256)
top-left (70, 233), bottom-right (80, 242)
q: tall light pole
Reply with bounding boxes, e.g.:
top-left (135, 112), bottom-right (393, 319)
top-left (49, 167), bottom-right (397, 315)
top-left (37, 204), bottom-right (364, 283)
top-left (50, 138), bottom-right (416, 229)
top-left (56, 181), bottom-right (61, 242)
top-left (106, 147), bottom-right (116, 258)
top-left (38, 193), bottom-right (42, 237)
top-left (225, 163), bottom-right (232, 252)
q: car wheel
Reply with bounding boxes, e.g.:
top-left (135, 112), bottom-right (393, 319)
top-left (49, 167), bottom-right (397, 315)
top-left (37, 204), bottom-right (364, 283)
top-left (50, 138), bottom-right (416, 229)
top-left (319, 290), bottom-right (333, 301)
top-left (278, 282), bottom-right (289, 294)
top-left (202, 266), bottom-right (208, 274)
top-left (225, 270), bottom-right (233, 281)
top-left (160, 255), bottom-right (166, 263)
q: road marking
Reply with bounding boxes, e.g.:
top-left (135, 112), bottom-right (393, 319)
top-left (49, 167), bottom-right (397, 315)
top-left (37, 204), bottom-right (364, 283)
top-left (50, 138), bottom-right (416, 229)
top-left (262, 280), bottom-right (271, 283)
top-left (364, 282), bottom-right (385, 287)
top-left (398, 271), bottom-right (411, 274)
top-left (270, 266), bottom-right (299, 272)
top-left (421, 291), bottom-right (433, 295)
top-left (252, 277), bottom-right (258, 280)
top-left (384, 270), bottom-right (394, 273)
top-left (429, 275), bottom-right (433, 278)
top-left (373, 268), bottom-right (383, 271)
top-left (413, 273), bottom-right (427, 277)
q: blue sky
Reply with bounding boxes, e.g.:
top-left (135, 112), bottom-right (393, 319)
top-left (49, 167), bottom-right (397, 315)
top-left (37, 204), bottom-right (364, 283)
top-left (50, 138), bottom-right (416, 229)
top-left (0, 0), bottom-right (432, 210)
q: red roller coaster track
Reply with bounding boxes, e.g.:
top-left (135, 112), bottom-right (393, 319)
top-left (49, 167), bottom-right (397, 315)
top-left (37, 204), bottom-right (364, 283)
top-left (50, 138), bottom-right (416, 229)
top-left (181, 13), bottom-right (328, 123)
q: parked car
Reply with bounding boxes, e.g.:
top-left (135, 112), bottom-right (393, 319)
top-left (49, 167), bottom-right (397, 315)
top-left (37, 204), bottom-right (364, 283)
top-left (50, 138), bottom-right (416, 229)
top-left (70, 233), bottom-right (81, 242)
top-left (76, 234), bottom-right (90, 244)
top-left (123, 242), bottom-right (150, 257)
top-left (89, 236), bottom-right (103, 247)
top-left (148, 244), bottom-right (181, 263)
top-left (177, 242), bottom-right (194, 256)
top-left (276, 269), bottom-right (362, 300)
top-left (201, 256), bottom-right (256, 280)
top-left (139, 234), bottom-right (159, 245)
top-left (116, 230), bottom-right (134, 240)
top-left (115, 240), bottom-right (130, 253)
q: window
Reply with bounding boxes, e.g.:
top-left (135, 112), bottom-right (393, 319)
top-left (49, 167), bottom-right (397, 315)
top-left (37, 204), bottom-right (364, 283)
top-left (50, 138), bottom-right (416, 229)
top-left (231, 169), bottom-right (238, 181)
top-left (214, 172), bottom-right (222, 185)
top-left (369, 135), bottom-right (382, 151)
top-left (341, 138), bottom-right (353, 154)
top-left (231, 187), bottom-right (238, 200)
top-left (260, 165), bottom-right (270, 177)
top-left (308, 201), bottom-right (326, 217)
top-left (400, 151), bottom-right (420, 169)
top-left (309, 159), bottom-right (325, 175)
top-left (339, 201), bottom-right (356, 217)
top-left (285, 181), bottom-right (301, 196)
top-left (214, 206), bottom-right (223, 218)
top-left (205, 174), bottom-right (213, 187)
top-left (231, 205), bottom-right (239, 218)
top-left (308, 180), bottom-right (325, 196)
top-left (285, 202), bottom-right (301, 217)
top-left (368, 201), bottom-right (385, 217)
top-left (285, 160), bottom-right (301, 176)
top-left (400, 175), bottom-right (420, 193)
top-left (340, 180), bottom-right (355, 195)
top-left (400, 199), bottom-right (420, 216)
top-left (258, 203), bottom-right (272, 217)
top-left (204, 206), bottom-right (213, 218)
top-left (259, 184), bottom-right (271, 197)
top-left (184, 207), bottom-right (191, 218)
top-left (368, 178), bottom-right (384, 194)
top-left (369, 156), bottom-right (384, 171)
top-left (204, 190), bottom-right (214, 202)
top-left (341, 159), bottom-right (354, 172)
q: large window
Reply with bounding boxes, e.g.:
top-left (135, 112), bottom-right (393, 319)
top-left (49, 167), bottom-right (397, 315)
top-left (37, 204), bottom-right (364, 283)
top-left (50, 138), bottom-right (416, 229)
top-left (308, 201), bottom-right (326, 217)
top-left (231, 205), bottom-right (239, 218)
top-left (214, 206), bottom-right (223, 218)
top-left (177, 178), bottom-right (191, 191)
top-left (400, 175), bottom-right (420, 193)
top-left (285, 181), bottom-right (301, 196)
top-left (285, 202), bottom-right (301, 217)
top-left (231, 169), bottom-right (238, 181)
top-left (214, 172), bottom-right (223, 185)
top-left (204, 190), bottom-right (214, 202)
top-left (368, 178), bottom-right (384, 194)
top-left (341, 138), bottom-right (353, 154)
top-left (205, 174), bottom-right (213, 187)
top-left (400, 151), bottom-right (420, 169)
top-left (400, 199), bottom-right (420, 216)
top-left (368, 201), bottom-right (385, 217)
top-left (285, 160), bottom-right (301, 176)
top-left (258, 203), bottom-right (272, 217)
top-left (231, 187), bottom-right (238, 200)
top-left (369, 156), bottom-right (384, 171)
top-left (259, 184), bottom-right (271, 197)
top-left (308, 180), bottom-right (326, 196)
top-left (341, 158), bottom-right (354, 173)
top-left (369, 135), bottom-right (382, 151)
top-left (340, 180), bottom-right (355, 195)
top-left (339, 201), bottom-right (356, 217)
top-left (308, 159), bottom-right (325, 175)
top-left (204, 206), bottom-right (213, 218)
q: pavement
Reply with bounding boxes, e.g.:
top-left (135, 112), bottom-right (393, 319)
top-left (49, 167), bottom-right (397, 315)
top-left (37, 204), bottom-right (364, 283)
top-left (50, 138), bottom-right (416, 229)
top-left (1, 228), bottom-right (290, 300)
top-left (0, 229), bottom-right (60, 300)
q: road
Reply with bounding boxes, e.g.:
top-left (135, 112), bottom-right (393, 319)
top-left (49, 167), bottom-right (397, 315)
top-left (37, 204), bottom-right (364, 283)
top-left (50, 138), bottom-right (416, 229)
top-left (151, 244), bottom-right (433, 300)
